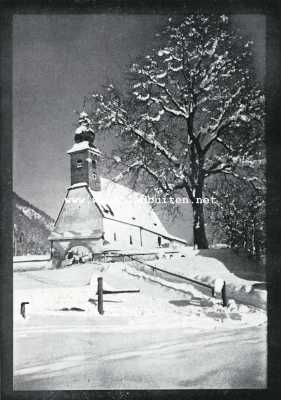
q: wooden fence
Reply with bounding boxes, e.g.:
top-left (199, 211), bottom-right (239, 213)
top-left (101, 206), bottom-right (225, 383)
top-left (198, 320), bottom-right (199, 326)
top-left (125, 254), bottom-right (215, 297)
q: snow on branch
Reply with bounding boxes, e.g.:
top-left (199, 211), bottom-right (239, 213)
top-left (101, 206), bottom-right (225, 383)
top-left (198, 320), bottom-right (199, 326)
top-left (137, 69), bottom-right (189, 118)
top-left (92, 89), bottom-right (182, 168)
top-left (112, 161), bottom-right (143, 183)
top-left (113, 160), bottom-right (183, 194)
top-left (204, 163), bottom-right (232, 177)
top-left (131, 126), bottom-right (180, 167)
top-left (222, 170), bottom-right (264, 193)
top-left (215, 137), bottom-right (234, 153)
top-left (137, 163), bottom-right (174, 192)
top-left (201, 86), bottom-right (247, 153)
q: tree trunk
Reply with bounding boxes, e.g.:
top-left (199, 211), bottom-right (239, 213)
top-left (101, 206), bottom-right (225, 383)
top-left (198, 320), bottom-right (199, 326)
top-left (192, 201), bottom-right (209, 249)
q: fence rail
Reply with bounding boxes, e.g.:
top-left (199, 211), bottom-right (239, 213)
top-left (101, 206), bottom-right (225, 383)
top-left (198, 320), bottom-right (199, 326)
top-left (96, 277), bottom-right (140, 314)
top-left (95, 250), bottom-right (179, 263)
top-left (125, 254), bottom-right (215, 296)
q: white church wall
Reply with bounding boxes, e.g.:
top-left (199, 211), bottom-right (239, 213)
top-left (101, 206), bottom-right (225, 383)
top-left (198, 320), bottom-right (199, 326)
top-left (103, 218), bottom-right (175, 250)
top-left (54, 187), bottom-right (103, 238)
top-left (103, 218), bottom-right (142, 249)
top-left (141, 229), bottom-right (160, 248)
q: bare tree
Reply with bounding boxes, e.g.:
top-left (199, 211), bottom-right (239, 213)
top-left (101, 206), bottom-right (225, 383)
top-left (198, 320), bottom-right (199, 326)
top-left (206, 171), bottom-right (265, 262)
top-left (90, 15), bottom-right (264, 249)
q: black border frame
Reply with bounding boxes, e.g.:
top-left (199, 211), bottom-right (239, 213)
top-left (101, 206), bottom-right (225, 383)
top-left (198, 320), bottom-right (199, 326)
top-left (1, 1), bottom-right (281, 399)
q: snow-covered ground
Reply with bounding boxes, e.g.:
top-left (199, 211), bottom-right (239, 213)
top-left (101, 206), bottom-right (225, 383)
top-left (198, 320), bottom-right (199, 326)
top-left (13, 255), bottom-right (52, 272)
top-left (14, 317), bottom-right (266, 389)
top-left (129, 247), bottom-right (266, 309)
top-left (14, 261), bottom-right (266, 327)
top-left (14, 255), bottom-right (51, 262)
top-left (13, 256), bottom-right (267, 389)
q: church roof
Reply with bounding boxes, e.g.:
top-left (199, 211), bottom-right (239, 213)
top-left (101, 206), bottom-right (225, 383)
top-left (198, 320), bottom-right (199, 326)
top-left (69, 179), bottom-right (187, 244)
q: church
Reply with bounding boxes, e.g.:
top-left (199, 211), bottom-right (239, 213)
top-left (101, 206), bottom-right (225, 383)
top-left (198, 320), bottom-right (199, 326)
top-left (49, 112), bottom-right (187, 266)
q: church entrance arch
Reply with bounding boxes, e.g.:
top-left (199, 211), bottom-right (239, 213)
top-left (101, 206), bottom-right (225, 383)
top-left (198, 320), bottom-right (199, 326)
top-left (51, 237), bottom-right (102, 268)
top-left (65, 243), bottom-right (92, 264)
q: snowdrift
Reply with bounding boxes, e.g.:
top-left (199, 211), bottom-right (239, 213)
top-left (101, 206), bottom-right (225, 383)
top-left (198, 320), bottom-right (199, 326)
top-left (127, 247), bottom-right (267, 310)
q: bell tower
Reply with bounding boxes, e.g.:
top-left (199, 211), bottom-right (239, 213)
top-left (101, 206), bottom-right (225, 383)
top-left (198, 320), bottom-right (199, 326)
top-left (67, 111), bottom-right (101, 191)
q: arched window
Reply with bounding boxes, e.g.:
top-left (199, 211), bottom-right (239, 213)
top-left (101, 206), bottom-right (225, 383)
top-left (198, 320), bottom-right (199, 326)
top-left (76, 159), bottom-right (83, 168)
top-left (114, 232), bottom-right (117, 241)
top-left (129, 235), bottom-right (133, 245)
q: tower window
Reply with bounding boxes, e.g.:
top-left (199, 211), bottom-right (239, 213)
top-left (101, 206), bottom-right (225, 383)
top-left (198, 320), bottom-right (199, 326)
top-left (129, 235), bottom-right (133, 245)
top-left (76, 159), bottom-right (83, 168)
top-left (114, 232), bottom-right (117, 241)
top-left (93, 172), bottom-right (97, 179)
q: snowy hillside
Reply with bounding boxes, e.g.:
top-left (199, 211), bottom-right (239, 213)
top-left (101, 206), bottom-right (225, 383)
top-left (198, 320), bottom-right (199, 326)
top-left (13, 193), bottom-right (54, 255)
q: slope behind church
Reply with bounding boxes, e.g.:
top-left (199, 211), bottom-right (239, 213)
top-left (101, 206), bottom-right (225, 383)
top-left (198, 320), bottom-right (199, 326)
top-left (49, 112), bottom-right (187, 265)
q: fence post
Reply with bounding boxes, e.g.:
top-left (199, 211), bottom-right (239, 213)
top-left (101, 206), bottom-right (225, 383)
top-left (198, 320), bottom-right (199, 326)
top-left (221, 281), bottom-right (228, 307)
top-left (20, 302), bottom-right (29, 319)
top-left (97, 277), bottom-right (104, 315)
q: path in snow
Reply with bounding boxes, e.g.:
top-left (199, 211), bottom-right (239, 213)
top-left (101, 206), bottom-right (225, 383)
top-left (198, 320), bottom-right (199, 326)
top-left (13, 262), bottom-right (267, 389)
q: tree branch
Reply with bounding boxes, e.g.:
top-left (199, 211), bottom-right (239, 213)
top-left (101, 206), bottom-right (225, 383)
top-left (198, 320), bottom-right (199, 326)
top-left (201, 86), bottom-right (245, 154)
top-left (204, 163), bottom-right (232, 177)
top-left (113, 160), bottom-right (184, 194)
top-left (130, 126), bottom-right (180, 167)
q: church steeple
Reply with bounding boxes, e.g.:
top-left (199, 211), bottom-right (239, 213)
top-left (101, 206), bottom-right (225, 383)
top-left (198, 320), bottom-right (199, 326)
top-left (74, 111), bottom-right (95, 146)
top-left (67, 111), bottom-right (101, 191)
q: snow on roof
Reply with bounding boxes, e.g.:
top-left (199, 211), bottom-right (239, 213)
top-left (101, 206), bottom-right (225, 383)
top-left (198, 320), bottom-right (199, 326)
top-left (75, 125), bottom-right (92, 134)
top-left (68, 182), bottom-right (88, 189)
top-left (165, 233), bottom-right (188, 243)
top-left (67, 141), bottom-right (102, 155)
top-left (85, 178), bottom-right (186, 243)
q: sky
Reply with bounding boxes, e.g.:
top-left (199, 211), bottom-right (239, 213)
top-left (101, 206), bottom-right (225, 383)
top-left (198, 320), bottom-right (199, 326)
top-left (13, 13), bottom-right (265, 239)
